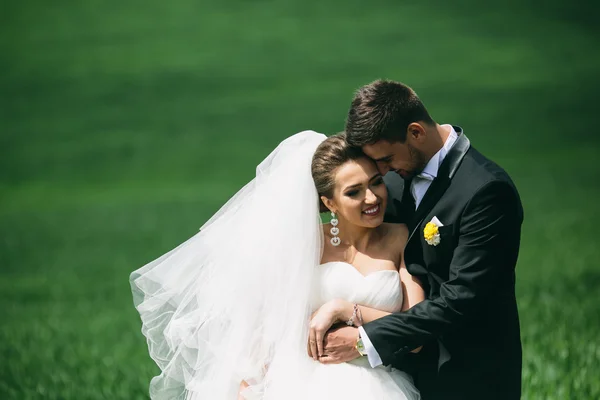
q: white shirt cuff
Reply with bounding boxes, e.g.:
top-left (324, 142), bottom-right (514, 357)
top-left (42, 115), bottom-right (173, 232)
top-left (358, 326), bottom-right (383, 368)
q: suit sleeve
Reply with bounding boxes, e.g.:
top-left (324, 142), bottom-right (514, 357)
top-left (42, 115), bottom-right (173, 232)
top-left (362, 180), bottom-right (523, 364)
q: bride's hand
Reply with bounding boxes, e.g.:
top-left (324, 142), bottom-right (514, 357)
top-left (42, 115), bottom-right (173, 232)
top-left (307, 299), bottom-right (349, 360)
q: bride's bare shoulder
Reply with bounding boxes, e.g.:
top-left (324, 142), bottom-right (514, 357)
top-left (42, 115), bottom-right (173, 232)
top-left (379, 222), bottom-right (409, 244)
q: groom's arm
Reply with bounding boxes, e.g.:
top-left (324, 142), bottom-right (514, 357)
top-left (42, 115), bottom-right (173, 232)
top-left (362, 181), bottom-right (523, 365)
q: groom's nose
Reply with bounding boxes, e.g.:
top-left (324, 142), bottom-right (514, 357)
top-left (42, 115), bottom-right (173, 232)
top-left (376, 162), bottom-right (390, 175)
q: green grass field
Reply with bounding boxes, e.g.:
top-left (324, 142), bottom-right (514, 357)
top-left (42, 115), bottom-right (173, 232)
top-left (1, 0), bottom-right (599, 398)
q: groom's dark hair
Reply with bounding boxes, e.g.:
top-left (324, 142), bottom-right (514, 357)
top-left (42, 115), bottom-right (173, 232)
top-left (345, 80), bottom-right (434, 146)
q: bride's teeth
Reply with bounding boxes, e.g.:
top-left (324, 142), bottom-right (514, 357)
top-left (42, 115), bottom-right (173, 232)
top-left (364, 205), bottom-right (379, 215)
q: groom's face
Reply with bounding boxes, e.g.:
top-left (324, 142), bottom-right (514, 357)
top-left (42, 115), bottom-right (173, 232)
top-left (362, 138), bottom-right (428, 180)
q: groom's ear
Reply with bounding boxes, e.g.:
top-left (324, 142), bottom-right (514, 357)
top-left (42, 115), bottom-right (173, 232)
top-left (407, 122), bottom-right (427, 143)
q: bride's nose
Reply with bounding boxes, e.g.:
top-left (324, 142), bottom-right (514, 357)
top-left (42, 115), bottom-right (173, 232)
top-left (365, 189), bottom-right (378, 204)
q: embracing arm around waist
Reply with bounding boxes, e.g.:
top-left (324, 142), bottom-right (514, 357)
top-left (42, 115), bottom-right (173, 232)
top-left (332, 260), bottom-right (425, 354)
top-left (362, 181), bottom-right (523, 364)
top-left (308, 223), bottom-right (425, 359)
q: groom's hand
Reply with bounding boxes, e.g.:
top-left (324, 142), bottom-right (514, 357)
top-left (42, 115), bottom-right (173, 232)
top-left (318, 325), bottom-right (361, 364)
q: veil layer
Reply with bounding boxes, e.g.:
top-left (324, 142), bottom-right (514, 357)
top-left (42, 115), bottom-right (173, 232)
top-left (130, 131), bottom-right (327, 399)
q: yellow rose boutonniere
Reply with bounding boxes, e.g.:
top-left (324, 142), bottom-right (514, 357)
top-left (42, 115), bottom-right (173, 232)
top-left (424, 221), bottom-right (441, 246)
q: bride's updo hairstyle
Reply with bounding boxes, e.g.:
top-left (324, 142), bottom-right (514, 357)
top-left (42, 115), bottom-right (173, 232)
top-left (311, 133), bottom-right (365, 213)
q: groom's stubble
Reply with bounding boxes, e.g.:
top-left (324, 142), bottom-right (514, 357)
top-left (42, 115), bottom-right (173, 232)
top-left (405, 142), bottom-right (429, 180)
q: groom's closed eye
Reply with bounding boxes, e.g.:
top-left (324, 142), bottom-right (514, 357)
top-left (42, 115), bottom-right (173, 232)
top-left (375, 156), bottom-right (392, 164)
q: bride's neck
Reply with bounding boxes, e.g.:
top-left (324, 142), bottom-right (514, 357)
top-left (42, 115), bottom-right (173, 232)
top-left (335, 219), bottom-right (376, 250)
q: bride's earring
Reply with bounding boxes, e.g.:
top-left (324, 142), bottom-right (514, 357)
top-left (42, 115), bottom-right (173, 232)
top-left (330, 212), bottom-right (340, 246)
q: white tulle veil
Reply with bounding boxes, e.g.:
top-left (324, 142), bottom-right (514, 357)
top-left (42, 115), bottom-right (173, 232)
top-left (130, 131), bottom-right (327, 399)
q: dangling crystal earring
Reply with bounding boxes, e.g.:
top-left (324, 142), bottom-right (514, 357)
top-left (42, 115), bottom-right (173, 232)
top-left (330, 212), bottom-right (341, 246)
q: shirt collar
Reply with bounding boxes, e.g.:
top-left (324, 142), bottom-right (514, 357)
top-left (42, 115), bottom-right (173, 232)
top-left (417, 125), bottom-right (458, 181)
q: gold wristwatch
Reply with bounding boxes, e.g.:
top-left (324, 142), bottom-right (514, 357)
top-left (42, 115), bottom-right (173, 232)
top-left (356, 335), bottom-right (367, 356)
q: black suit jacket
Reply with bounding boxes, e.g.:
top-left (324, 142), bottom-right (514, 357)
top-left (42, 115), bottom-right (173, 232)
top-left (363, 128), bottom-right (523, 400)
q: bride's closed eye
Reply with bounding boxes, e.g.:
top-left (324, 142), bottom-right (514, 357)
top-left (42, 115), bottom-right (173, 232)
top-left (372, 176), bottom-right (384, 186)
top-left (344, 176), bottom-right (383, 198)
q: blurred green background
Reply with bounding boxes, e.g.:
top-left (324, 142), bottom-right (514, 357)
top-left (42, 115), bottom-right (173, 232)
top-left (1, 0), bottom-right (599, 398)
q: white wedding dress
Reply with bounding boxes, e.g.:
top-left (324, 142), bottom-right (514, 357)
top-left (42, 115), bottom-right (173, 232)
top-left (240, 261), bottom-right (420, 400)
top-left (300, 261), bottom-right (419, 399)
top-left (130, 131), bottom-right (419, 399)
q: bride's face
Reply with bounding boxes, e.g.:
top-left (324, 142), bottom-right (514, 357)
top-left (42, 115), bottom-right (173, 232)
top-left (324, 157), bottom-right (387, 228)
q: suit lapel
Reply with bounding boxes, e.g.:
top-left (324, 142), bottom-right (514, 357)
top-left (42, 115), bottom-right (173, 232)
top-left (407, 129), bottom-right (471, 245)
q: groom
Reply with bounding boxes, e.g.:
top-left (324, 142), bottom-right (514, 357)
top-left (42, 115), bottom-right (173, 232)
top-left (321, 80), bottom-right (523, 399)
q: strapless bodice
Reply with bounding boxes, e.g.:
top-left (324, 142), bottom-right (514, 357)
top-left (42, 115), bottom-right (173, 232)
top-left (311, 262), bottom-right (403, 313)
top-left (262, 262), bottom-right (419, 400)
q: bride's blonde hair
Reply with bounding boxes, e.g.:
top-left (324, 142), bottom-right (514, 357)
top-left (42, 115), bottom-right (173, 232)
top-left (311, 132), bottom-right (365, 213)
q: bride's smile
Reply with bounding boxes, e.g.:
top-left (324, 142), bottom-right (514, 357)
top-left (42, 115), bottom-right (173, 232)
top-left (363, 204), bottom-right (381, 216)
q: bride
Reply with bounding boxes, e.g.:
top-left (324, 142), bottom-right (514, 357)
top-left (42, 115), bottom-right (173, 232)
top-left (130, 131), bottom-right (424, 399)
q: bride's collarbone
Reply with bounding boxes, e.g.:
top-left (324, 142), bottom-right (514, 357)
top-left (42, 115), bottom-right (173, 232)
top-left (320, 246), bottom-right (399, 275)
top-left (319, 223), bottom-right (403, 272)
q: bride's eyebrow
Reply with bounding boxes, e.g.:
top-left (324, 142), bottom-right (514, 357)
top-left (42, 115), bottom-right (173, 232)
top-left (343, 174), bottom-right (381, 191)
top-left (369, 173), bottom-right (382, 181)
top-left (343, 183), bottom-right (363, 191)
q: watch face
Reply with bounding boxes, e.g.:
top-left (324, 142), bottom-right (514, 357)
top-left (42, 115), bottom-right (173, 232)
top-left (356, 338), bottom-right (366, 355)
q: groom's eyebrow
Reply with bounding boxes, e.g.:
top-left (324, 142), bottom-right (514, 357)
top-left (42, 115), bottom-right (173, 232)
top-left (373, 155), bottom-right (392, 162)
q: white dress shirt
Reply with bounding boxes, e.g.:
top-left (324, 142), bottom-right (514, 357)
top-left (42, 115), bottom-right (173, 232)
top-left (358, 125), bottom-right (459, 368)
top-left (411, 125), bottom-right (458, 209)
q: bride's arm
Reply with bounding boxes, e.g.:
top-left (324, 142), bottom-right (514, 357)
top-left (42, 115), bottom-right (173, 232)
top-left (331, 223), bottom-right (425, 322)
top-left (325, 260), bottom-right (425, 353)
top-left (399, 259), bottom-right (426, 311)
top-left (310, 266), bottom-right (425, 357)
top-left (334, 264), bottom-right (425, 323)
top-left (308, 224), bottom-right (425, 358)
